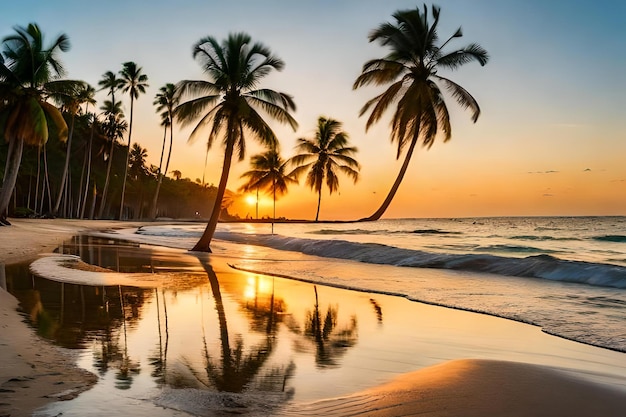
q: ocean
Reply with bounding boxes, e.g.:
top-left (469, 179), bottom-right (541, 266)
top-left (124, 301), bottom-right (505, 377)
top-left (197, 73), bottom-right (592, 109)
top-left (135, 216), bottom-right (626, 352)
top-left (8, 216), bottom-right (626, 415)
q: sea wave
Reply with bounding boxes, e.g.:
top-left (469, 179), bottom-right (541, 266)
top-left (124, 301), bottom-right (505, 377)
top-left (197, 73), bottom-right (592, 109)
top-left (212, 232), bottom-right (626, 289)
top-left (411, 229), bottom-right (461, 235)
top-left (510, 235), bottom-right (580, 242)
top-left (593, 235), bottom-right (626, 243)
top-left (476, 244), bottom-right (557, 254)
top-left (307, 228), bottom-right (461, 236)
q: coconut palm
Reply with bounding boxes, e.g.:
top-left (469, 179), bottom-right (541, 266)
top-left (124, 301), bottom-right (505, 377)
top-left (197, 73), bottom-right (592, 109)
top-left (118, 61), bottom-right (149, 220)
top-left (128, 143), bottom-right (148, 180)
top-left (170, 170), bottom-right (182, 181)
top-left (0, 23), bottom-right (73, 225)
top-left (98, 71), bottom-right (123, 104)
top-left (353, 5), bottom-right (489, 221)
top-left (97, 99), bottom-right (127, 219)
top-left (75, 84), bottom-right (97, 217)
top-left (149, 83), bottom-right (177, 220)
top-left (175, 32), bottom-right (297, 252)
top-left (50, 81), bottom-right (92, 217)
top-left (239, 149), bottom-right (297, 233)
top-left (290, 117), bottom-right (360, 221)
top-left (78, 111), bottom-right (100, 219)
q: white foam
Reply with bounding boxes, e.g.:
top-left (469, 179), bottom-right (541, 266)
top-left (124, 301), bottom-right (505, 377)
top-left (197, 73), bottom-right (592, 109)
top-left (30, 255), bottom-right (168, 288)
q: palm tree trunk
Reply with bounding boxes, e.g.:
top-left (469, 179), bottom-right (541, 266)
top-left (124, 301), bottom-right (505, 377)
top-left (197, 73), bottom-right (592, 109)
top-left (34, 146), bottom-right (41, 214)
top-left (80, 122), bottom-right (94, 219)
top-left (88, 183), bottom-right (97, 220)
top-left (98, 139), bottom-right (115, 219)
top-left (192, 131), bottom-right (235, 252)
top-left (40, 144), bottom-right (52, 214)
top-left (315, 190), bottom-right (322, 222)
top-left (272, 177), bottom-right (276, 234)
top-left (119, 97), bottom-right (134, 220)
top-left (150, 121), bottom-right (173, 220)
top-left (149, 125), bottom-right (168, 220)
top-left (53, 114), bottom-right (76, 216)
top-left (360, 135), bottom-right (419, 221)
top-left (76, 141), bottom-right (88, 217)
top-left (0, 138), bottom-right (24, 223)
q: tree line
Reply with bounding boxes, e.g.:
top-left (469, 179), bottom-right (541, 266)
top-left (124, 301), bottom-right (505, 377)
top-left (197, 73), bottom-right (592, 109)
top-left (1, 4), bottom-right (489, 253)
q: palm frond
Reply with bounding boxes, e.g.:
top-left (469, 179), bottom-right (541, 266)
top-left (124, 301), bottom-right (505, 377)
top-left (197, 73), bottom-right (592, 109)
top-left (436, 43), bottom-right (489, 70)
top-left (434, 75), bottom-right (481, 122)
top-left (174, 94), bottom-right (221, 127)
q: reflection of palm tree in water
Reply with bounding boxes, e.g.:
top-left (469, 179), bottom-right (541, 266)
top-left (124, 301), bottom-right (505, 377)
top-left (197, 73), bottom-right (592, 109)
top-left (244, 275), bottom-right (285, 335)
top-left (115, 285), bottom-right (140, 390)
top-left (304, 286), bottom-right (358, 368)
top-left (196, 260), bottom-right (294, 394)
top-left (149, 288), bottom-right (169, 385)
top-left (91, 285), bottom-right (140, 389)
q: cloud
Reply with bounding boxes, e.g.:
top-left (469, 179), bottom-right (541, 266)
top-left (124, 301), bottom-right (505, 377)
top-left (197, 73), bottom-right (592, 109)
top-left (583, 168), bottom-right (591, 172)
top-left (528, 170), bottom-right (559, 174)
top-left (543, 193), bottom-right (554, 197)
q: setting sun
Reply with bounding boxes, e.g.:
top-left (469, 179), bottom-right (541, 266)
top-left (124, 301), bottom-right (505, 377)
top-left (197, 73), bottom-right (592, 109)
top-left (245, 195), bottom-right (257, 205)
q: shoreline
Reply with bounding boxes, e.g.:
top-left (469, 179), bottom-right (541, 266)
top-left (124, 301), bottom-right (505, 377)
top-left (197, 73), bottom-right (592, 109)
top-left (1, 218), bottom-right (626, 416)
top-left (0, 219), bottom-right (152, 417)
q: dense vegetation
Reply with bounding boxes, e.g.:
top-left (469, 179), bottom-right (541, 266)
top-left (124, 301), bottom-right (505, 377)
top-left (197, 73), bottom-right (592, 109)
top-left (0, 114), bottom-right (222, 219)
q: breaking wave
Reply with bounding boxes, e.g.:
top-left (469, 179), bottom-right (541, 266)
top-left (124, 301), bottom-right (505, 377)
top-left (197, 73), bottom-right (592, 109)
top-left (211, 232), bottom-right (626, 289)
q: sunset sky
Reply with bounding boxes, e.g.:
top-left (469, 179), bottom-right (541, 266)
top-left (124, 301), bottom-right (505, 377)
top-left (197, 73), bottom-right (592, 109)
top-left (2, 0), bottom-right (625, 220)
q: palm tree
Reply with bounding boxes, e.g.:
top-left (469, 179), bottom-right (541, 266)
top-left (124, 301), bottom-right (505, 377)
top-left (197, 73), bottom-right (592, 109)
top-left (353, 5), bottom-right (489, 221)
top-left (97, 99), bottom-right (127, 219)
top-left (75, 84), bottom-right (97, 217)
top-left (149, 83), bottom-right (177, 220)
top-left (98, 71), bottom-right (123, 105)
top-left (175, 32), bottom-right (297, 252)
top-left (0, 23), bottom-right (72, 225)
top-left (239, 149), bottom-right (297, 233)
top-left (290, 117), bottom-right (360, 221)
top-left (128, 143), bottom-right (148, 180)
top-left (78, 111), bottom-right (99, 219)
top-left (170, 170), bottom-right (182, 181)
top-left (128, 143), bottom-right (149, 218)
top-left (50, 81), bottom-right (91, 217)
top-left (118, 61), bottom-right (148, 220)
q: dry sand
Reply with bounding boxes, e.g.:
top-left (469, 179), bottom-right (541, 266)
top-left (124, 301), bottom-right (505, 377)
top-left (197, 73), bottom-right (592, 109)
top-left (1, 219), bottom-right (625, 417)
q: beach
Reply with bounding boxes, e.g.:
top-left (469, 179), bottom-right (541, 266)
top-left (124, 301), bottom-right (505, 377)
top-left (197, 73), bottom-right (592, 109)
top-left (0, 219), bottom-right (150, 417)
top-left (1, 219), bottom-right (626, 416)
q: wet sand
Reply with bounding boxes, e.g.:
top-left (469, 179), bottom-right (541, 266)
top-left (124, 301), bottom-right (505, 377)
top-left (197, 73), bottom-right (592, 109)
top-left (0, 219), bottom-right (150, 417)
top-left (1, 219), bottom-right (626, 416)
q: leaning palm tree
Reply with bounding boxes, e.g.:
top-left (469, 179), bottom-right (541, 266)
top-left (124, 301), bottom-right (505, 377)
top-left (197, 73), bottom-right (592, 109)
top-left (353, 5), bottom-right (489, 221)
top-left (239, 149), bottom-right (297, 232)
top-left (149, 83), bottom-right (177, 220)
top-left (0, 23), bottom-right (72, 225)
top-left (118, 61), bottom-right (149, 220)
top-left (175, 32), bottom-right (298, 252)
top-left (290, 117), bottom-right (360, 221)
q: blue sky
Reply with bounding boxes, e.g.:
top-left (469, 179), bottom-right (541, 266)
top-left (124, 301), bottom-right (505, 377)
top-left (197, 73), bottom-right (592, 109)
top-left (2, 0), bottom-right (625, 219)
